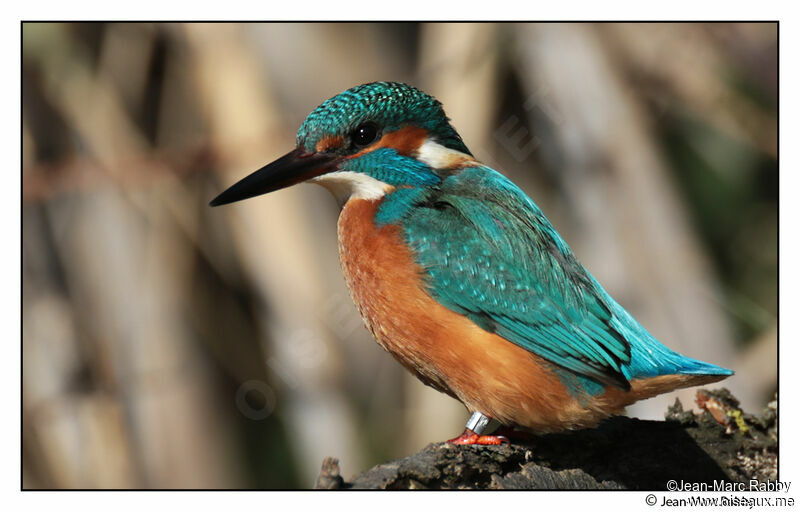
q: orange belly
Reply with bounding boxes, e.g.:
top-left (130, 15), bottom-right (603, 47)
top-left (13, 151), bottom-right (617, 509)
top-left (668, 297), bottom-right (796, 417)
top-left (337, 198), bottom-right (722, 432)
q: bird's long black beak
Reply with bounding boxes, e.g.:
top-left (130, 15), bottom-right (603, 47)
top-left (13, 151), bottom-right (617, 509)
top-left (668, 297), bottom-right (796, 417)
top-left (209, 149), bottom-right (338, 207)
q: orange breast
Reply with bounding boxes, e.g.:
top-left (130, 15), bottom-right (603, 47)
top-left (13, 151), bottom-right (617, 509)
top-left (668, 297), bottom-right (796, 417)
top-left (336, 198), bottom-right (720, 432)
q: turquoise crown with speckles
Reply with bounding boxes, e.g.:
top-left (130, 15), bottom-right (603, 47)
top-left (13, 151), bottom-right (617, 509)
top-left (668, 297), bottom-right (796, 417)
top-left (297, 82), bottom-right (471, 156)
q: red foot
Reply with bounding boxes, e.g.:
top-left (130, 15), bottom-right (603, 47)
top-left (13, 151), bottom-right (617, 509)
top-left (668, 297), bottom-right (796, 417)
top-left (446, 429), bottom-right (509, 446)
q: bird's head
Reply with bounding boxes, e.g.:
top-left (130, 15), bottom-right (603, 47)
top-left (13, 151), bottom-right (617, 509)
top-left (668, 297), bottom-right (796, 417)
top-left (210, 82), bottom-right (473, 207)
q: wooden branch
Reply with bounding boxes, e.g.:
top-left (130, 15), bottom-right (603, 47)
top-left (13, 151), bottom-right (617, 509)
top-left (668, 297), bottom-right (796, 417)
top-left (316, 388), bottom-right (777, 490)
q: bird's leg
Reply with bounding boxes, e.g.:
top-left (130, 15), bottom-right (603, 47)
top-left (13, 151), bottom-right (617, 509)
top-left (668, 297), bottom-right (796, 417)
top-left (446, 411), bottom-right (510, 446)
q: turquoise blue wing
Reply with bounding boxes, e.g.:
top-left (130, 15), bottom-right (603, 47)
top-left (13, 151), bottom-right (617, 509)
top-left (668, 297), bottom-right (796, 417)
top-left (399, 166), bottom-right (633, 389)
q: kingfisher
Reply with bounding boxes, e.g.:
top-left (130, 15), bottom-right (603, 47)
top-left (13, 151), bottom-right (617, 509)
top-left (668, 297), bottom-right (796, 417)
top-left (211, 82), bottom-right (733, 445)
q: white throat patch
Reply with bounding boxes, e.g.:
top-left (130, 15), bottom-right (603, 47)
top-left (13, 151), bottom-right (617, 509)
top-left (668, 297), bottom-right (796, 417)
top-left (311, 171), bottom-right (394, 205)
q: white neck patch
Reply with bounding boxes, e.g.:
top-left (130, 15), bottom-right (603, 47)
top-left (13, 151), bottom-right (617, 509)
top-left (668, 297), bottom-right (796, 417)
top-left (310, 171), bottom-right (394, 205)
top-left (416, 139), bottom-right (473, 169)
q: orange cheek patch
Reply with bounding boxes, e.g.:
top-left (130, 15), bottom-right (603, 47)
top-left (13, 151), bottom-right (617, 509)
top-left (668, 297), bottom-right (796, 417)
top-left (316, 135), bottom-right (344, 152)
top-left (350, 125), bottom-right (429, 159)
top-left (377, 125), bottom-right (429, 155)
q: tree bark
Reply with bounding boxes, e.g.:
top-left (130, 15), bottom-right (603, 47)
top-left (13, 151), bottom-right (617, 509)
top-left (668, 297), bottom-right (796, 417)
top-left (316, 388), bottom-right (777, 490)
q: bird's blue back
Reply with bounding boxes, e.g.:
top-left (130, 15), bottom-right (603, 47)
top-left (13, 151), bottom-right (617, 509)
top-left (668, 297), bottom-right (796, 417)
top-left (373, 162), bottom-right (732, 396)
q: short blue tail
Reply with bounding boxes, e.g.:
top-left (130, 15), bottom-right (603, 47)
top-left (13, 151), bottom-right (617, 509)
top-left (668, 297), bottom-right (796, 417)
top-left (602, 291), bottom-right (734, 381)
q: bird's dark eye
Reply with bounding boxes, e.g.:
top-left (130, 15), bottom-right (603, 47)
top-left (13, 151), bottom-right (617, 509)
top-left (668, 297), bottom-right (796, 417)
top-left (352, 122), bottom-right (379, 147)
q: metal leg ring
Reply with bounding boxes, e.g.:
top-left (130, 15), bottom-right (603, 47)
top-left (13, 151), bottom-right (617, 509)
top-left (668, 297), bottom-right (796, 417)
top-left (465, 411), bottom-right (491, 435)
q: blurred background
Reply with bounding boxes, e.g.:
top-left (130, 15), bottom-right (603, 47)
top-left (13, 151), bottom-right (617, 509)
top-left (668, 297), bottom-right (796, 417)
top-left (22, 22), bottom-right (777, 489)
